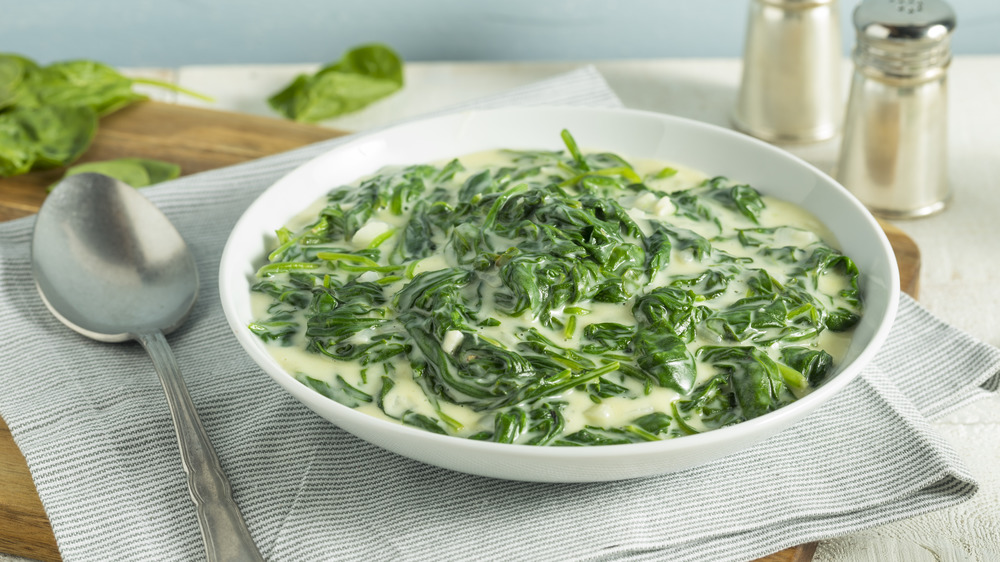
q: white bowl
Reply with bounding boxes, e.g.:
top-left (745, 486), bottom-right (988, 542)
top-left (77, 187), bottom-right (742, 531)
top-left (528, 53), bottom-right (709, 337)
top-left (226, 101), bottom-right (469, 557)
top-left (219, 107), bottom-right (899, 482)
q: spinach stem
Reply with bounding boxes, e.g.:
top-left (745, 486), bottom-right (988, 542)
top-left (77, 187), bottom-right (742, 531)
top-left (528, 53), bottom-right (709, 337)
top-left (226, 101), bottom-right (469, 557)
top-left (316, 252), bottom-right (380, 267)
top-left (131, 77), bottom-right (215, 102)
top-left (256, 262), bottom-right (319, 276)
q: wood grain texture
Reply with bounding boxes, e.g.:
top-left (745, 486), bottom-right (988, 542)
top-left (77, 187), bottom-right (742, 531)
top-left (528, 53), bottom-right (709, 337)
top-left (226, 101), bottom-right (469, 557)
top-left (879, 220), bottom-right (921, 298)
top-left (0, 418), bottom-right (59, 562)
top-left (757, 542), bottom-right (820, 562)
top-left (0, 101), bottom-right (920, 562)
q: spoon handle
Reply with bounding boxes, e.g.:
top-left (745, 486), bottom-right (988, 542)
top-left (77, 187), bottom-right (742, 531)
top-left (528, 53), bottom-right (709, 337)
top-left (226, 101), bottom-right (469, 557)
top-left (138, 331), bottom-right (264, 562)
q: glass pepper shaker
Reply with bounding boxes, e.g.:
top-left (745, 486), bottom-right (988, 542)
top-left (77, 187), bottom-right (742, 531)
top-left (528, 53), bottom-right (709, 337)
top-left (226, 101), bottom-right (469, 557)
top-left (835, 0), bottom-right (957, 218)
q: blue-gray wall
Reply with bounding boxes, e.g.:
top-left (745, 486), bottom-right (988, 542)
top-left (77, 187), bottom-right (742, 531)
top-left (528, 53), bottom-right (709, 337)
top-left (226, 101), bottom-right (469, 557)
top-left (3, 0), bottom-right (999, 67)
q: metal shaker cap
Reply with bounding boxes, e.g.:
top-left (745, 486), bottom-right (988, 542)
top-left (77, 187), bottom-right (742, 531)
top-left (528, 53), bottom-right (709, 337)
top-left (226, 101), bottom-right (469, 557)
top-left (855, 0), bottom-right (956, 42)
top-left (853, 0), bottom-right (956, 77)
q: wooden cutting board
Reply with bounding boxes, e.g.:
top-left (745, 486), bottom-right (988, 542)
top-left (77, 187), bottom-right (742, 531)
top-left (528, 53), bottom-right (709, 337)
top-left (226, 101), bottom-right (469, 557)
top-left (0, 101), bottom-right (920, 562)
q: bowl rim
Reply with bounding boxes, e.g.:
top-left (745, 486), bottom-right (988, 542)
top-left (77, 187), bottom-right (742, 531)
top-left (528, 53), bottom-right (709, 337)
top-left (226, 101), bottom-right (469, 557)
top-left (219, 105), bottom-right (900, 463)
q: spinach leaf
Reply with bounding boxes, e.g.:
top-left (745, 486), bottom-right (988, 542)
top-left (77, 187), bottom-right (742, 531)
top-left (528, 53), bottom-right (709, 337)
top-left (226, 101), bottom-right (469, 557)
top-left (492, 408), bottom-right (528, 444)
top-left (697, 346), bottom-right (788, 419)
top-left (630, 412), bottom-right (673, 436)
top-left (643, 224), bottom-right (673, 278)
top-left (524, 403), bottom-right (567, 446)
top-left (634, 331), bottom-right (697, 394)
top-left (0, 116), bottom-right (35, 177)
top-left (401, 412), bottom-right (448, 435)
top-left (295, 373), bottom-right (373, 408)
top-left (676, 376), bottom-right (741, 429)
top-left (1, 105), bottom-right (97, 172)
top-left (51, 157), bottom-right (181, 190)
top-left (554, 423), bottom-right (663, 446)
top-left (0, 54), bottom-right (36, 110)
top-left (0, 53), bottom-right (208, 178)
top-left (268, 44), bottom-right (404, 123)
top-left (781, 346), bottom-right (834, 386)
top-left (633, 286), bottom-right (706, 343)
top-left (587, 377), bottom-right (632, 400)
top-left (582, 322), bottom-right (633, 354)
top-left (248, 312), bottom-right (299, 345)
top-left (671, 176), bottom-right (765, 226)
top-left (29, 60), bottom-right (146, 116)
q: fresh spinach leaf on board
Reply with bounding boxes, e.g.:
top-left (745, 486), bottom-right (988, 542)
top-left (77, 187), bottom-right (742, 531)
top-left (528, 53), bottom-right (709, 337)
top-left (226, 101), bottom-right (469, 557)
top-left (0, 53), bottom-right (210, 178)
top-left (0, 55), bottom-right (35, 110)
top-left (268, 43), bottom-right (404, 123)
top-left (250, 130), bottom-right (864, 446)
top-left (23, 60), bottom-right (148, 116)
top-left (50, 157), bottom-right (181, 191)
top-left (0, 104), bottom-right (97, 176)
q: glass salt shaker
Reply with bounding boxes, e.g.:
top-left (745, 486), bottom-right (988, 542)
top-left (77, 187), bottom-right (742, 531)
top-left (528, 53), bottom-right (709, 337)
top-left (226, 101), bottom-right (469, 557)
top-left (835, 0), bottom-right (957, 218)
top-left (732, 0), bottom-right (843, 143)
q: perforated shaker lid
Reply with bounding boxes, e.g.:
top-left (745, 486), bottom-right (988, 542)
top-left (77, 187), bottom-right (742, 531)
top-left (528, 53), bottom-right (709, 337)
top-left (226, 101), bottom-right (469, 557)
top-left (854, 0), bottom-right (956, 44)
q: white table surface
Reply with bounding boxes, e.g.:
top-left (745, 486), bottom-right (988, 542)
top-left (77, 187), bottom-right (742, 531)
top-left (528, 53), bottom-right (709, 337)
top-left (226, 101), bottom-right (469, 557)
top-left (7, 57), bottom-right (999, 562)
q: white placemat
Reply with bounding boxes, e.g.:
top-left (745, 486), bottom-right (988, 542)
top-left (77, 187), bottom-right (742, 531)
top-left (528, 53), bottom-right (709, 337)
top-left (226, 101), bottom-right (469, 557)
top-left (1, 66), bottom-right (999, 562)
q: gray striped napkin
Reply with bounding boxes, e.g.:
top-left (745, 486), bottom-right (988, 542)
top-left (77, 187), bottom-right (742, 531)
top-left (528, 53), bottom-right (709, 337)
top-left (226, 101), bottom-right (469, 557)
top-left (1, 66), bottom-right (999, 562)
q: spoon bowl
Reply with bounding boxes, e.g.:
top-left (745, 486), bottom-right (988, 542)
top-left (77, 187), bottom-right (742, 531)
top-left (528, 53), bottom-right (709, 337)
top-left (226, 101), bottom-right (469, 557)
top-left (32, 173), bottom-right (263, 561)
top-left (32, 173), bottom-right (198, 340)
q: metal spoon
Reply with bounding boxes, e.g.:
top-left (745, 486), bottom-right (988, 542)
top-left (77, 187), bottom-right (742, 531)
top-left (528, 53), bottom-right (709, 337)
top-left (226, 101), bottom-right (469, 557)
top-left (31, 173), bottom-right (263, 562)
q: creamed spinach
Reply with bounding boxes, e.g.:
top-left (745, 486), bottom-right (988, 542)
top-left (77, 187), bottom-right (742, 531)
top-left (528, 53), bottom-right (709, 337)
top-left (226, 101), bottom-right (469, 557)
top-left (249, 131), bottom-right (863, 446)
